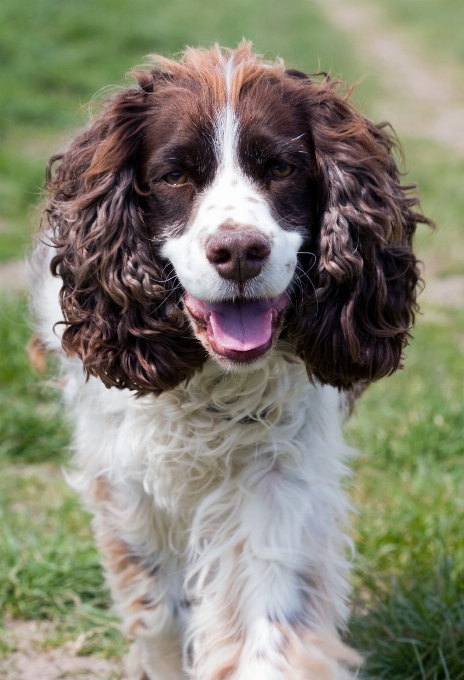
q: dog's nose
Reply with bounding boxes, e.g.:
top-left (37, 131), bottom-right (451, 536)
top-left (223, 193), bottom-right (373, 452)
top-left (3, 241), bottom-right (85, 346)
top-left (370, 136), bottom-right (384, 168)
top-left (206, 230), bottom-right (271, 282)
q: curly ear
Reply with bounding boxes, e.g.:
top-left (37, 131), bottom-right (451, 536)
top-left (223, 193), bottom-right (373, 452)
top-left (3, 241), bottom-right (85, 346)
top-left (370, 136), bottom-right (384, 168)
top-left (46, 73), bottom-right (206, 394)
top-left (288, 81), bottom-right (432, 390)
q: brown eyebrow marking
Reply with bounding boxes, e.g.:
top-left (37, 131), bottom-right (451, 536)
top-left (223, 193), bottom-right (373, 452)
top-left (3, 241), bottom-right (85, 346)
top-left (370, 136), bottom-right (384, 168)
top-left (247, 196), bottom-right (260, 204)
top-left (224, 205), bottom-right (235, 210)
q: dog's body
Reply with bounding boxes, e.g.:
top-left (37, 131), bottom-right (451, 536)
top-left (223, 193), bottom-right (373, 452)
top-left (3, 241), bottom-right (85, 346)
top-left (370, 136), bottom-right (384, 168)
top-left (32, 44), bottom-right (428, 679)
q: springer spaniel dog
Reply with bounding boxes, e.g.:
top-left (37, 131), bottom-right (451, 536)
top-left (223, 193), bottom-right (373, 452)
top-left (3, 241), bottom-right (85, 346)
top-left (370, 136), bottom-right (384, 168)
top-left (32, 43), bottom-right (429, 680)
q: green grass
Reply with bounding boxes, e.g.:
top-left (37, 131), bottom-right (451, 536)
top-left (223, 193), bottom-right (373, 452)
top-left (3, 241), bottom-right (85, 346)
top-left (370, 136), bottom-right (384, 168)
top-left (1, 0), bottom-right (464, 675)
top-left (0, 295), bottom-right (69, 464)
top-left (402, 138), bottom-right (464, 277)
top-left (0, 463), bottom-right (124, 657)
top-left (346, 309), bottom-right (464, 678)
top-left (350, 560), bottom-right (464, 679)
top-left (0, 294), bottom-right (120, 655)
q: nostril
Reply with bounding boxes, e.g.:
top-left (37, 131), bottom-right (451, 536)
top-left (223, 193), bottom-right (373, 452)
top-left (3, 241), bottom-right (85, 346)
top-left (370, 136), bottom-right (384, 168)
top-left (247, 243), bottom-right (271, 262)
top-left (206, 230), bottom-right (271, 282)
top-left (206, 244), bottom-right (233, 265)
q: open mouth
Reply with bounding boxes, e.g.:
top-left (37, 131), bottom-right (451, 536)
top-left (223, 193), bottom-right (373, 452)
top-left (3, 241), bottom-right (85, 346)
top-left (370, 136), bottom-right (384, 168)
top-left (184, 292), bottom-right (288, 363)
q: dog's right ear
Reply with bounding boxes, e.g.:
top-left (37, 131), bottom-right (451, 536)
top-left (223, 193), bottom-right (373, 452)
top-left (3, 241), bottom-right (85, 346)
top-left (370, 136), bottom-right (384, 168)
top-left (46, 71), bottom-right (206, 395)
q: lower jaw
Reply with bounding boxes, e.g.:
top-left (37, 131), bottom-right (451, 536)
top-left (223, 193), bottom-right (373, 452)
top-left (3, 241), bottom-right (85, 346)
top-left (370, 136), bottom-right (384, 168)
top-left (209, 336), bottom-right (274, 363)
top-left (209, 348), bottom-right (275, 374)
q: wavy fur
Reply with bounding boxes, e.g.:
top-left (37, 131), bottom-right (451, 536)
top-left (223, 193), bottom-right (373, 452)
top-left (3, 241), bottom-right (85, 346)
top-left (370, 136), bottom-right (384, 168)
top-left (33, 43), bottom-right (431, 680)
top-left (287, 83), bottom-right (425, 387)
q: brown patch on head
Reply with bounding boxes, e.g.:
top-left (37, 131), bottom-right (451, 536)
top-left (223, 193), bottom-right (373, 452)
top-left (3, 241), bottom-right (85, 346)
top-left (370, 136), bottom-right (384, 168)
top-left (247, 196), bottom-right (260, 204)
top-left (223, 41), bottom-right (286, 106)
top-left (147, 45), bottom-right (228, 110)
top-left (147, 41), bottom-right (285, 108)
top-left (224, 205), bottom-right (235, 211)
top-left (146, 40), bottom-right (287, 125)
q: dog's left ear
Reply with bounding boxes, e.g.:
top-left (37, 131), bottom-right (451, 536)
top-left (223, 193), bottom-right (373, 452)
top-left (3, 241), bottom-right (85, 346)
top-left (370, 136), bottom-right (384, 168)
top-left (288, 82), bottom-right (432, 390)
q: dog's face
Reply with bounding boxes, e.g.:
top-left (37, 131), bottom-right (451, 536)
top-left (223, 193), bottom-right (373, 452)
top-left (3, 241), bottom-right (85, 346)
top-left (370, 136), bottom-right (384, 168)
top-left (46, 44), bottom-right (426, 394)
top-left (140, 70), bottom-right (318, 367)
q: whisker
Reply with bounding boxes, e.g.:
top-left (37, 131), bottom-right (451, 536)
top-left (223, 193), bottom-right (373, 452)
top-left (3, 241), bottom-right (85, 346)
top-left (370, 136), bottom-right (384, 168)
top-left (152, 283), bottom-right (184, 314)
top-left (149, 273), bottom-right (179, 284)
top-left (294, 264), bottom-right (319, 320)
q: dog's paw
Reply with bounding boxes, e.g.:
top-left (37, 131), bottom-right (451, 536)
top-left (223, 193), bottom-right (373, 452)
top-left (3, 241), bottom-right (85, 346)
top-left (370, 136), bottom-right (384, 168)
top-left (125, 642), bottom-right (150, 680)
top-left (282, 630), bottom-right (362, 680)
top-left (237, 630), bottom-right (362, 680)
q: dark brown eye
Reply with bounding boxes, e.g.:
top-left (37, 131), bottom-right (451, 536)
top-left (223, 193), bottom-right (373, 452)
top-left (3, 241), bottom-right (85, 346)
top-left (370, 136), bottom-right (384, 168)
top-left (270, 163), bottom-right (294, 179)
top-left (163, 171), bottom-right (189, 185)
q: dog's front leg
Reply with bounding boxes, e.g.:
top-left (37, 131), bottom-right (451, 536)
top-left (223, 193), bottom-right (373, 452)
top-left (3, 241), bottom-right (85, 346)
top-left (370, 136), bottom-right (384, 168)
top-left (84, 475), bottom-right (185, 680)
top-left (186, 457), bottom-right (361, 680)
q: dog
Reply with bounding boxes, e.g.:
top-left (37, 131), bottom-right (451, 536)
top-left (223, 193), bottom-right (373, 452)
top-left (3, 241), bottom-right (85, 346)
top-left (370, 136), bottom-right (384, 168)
top-left (32, 42), bottom-right (429, 680)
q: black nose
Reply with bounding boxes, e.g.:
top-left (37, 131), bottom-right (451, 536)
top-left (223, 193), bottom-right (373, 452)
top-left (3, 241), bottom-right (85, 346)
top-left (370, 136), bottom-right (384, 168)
top-left (206, 230), bottom-right (271, 282)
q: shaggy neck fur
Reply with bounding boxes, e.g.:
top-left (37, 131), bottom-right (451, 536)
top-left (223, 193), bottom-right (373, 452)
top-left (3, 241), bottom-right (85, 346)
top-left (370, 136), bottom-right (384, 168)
top-left (63, 346), bottom-right (356, 678)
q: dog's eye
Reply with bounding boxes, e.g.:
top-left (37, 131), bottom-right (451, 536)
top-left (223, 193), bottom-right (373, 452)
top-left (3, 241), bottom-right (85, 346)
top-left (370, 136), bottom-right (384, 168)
top-left (270, 163), bottom-right (294, 179)
top-left (163, 171), bottom-right (189, 185)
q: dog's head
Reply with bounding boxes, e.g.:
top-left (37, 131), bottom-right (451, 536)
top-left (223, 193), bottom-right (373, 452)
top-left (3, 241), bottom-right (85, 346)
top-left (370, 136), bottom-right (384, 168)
top-left (46, 43), bottom-right (429, 394)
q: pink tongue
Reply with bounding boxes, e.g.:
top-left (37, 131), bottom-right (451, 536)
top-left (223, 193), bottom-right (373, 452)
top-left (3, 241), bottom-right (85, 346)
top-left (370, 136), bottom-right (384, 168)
top-left (207, 300), bottom-right (274, 352)
top-left (184, 293), bottom-right (288, 357)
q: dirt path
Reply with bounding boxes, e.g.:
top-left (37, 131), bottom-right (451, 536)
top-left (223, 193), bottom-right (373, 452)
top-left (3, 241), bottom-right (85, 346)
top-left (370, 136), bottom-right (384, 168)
top-left (0, 260), bottom-right (28, 293)
top-left (315, 0), bottom-right (464, 306)
top-left (0, 621), bottom-right (124, 680)
top-left (316, 0), bottom-right (464, 153)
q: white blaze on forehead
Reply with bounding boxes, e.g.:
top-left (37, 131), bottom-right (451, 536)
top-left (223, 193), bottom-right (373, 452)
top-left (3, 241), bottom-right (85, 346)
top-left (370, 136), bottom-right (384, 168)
top-left (162, 56), bottom-right (303, 302)
top-left (214, 54), bottom-right (239, 173)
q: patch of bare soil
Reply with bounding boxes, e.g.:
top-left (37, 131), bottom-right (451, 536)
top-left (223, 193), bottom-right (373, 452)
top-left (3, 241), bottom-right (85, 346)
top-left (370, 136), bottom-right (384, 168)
top-left (316, 0), bottom-right (464, 153)
top-left (421, 275), bottom-right (464, 308)
top-left (0, 260), bottom-right (28, 293)
top-left (0, 621), bottom-right (124, 680)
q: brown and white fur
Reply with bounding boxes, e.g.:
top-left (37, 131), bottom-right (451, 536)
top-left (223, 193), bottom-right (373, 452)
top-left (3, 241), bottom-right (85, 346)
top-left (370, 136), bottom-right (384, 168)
top-left (32, 43), bottom-right (429, 680)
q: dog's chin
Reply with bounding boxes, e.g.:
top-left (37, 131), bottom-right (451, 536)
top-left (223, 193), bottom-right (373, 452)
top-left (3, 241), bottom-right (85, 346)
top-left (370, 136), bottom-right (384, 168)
top-left (183, 292), bottom-right (289, 371)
